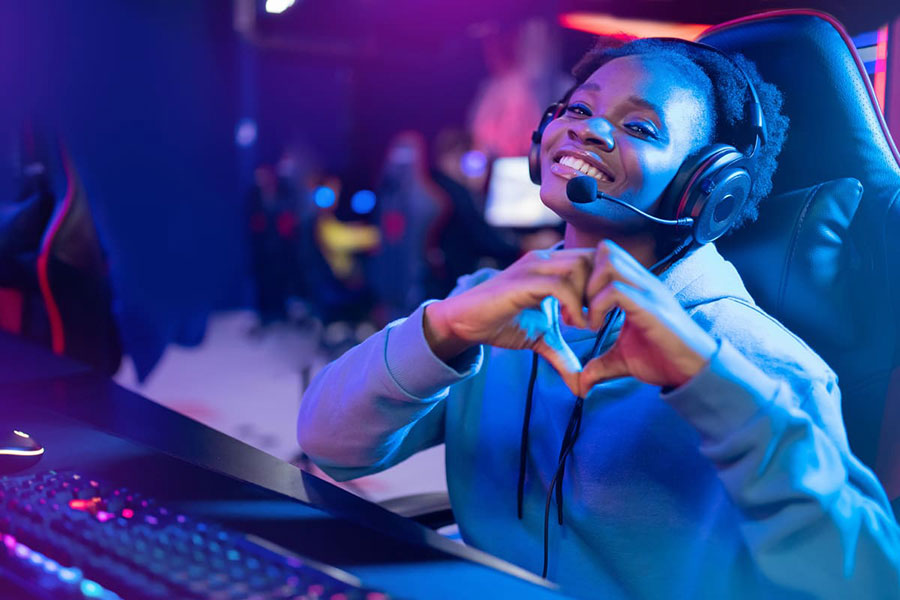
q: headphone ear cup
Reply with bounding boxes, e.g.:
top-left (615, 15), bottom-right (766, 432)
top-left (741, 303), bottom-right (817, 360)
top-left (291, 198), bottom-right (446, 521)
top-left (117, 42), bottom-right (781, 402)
top-left (660, 144), bottom-right (751, 244)
top-left (691, 161), bottom-right (752, 244)
top-left (529, 104), bottom-right (564, 186)
top-left (528, 130), bottom-right (543, 185)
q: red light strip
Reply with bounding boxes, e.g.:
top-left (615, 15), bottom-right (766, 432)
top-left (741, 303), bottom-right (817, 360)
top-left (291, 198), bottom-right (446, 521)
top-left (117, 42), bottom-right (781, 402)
top-left (559, 12), bottom-right (709, 41)
top-left (36, 144), bottom-right (75, 355)
top-left (874, 25), bottom-right (889, 110)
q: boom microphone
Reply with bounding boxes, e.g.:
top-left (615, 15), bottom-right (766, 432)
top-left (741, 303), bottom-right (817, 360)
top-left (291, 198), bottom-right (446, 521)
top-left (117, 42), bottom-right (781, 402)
top-left (565, 176), bottom-right (694, 228)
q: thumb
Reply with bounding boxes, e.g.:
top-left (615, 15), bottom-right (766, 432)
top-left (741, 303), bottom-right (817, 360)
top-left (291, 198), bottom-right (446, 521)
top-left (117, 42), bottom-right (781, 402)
top-left (580, 347), bottom-right (629, 396)
top-left (533, 328), bottom-right (582, 396)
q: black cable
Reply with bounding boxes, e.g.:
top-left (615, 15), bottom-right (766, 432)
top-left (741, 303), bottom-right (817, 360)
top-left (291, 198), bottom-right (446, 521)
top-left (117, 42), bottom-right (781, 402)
top-left (541, 314), bottom-right (616, 578)
top-left (552, 306), bottom-right (617, 526)
top-left (554, 396), bottom-right (584, 525)
top-left (520, 236), bottom-right (694, 580)
top-left (517, 352), bottom-right (540, 519)
top-left (542, 421), bottom-right (581, 578)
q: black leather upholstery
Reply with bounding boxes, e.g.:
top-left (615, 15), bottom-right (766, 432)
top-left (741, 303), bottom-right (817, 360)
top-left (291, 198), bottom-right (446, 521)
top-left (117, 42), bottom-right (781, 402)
top-left (719, 178), bottom-right (862, 349)
top-left (701, 11), bottom-right (900, 498)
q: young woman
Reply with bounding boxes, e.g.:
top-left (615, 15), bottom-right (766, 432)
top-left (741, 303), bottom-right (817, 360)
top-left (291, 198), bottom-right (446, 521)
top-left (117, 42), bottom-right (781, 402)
top-left (298, 37), bottom-right (900, 599)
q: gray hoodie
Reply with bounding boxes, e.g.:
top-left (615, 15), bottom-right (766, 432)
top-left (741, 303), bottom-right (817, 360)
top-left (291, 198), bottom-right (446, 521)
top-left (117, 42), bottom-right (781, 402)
top-left (298, 243), bottom-right (900, 599)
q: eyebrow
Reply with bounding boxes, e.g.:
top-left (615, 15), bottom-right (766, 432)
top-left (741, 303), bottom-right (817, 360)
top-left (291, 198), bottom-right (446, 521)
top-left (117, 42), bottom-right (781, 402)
top-left (578, 82), bottom-right (602, 93)
top-left (624, 95), bottom-right (663, 120)
top-left (573, 84), bottom-right (664, 119)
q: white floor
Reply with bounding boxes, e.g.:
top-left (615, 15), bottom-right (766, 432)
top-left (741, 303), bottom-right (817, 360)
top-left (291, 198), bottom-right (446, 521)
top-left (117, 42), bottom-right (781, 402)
top-left (114, 310), bottom-right (448, 504)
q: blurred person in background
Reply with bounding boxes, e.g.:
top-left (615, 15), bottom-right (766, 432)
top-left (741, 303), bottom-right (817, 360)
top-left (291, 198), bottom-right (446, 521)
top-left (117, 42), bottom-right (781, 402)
top-left (371, 131), bottom-right (449, 323)
top-left (274, 143), bottom-right (326, 326)
top-left (428, 128), bottom-right (521, 298)
top-left (246, 163), bottom-right (302, 330)
top-left (469, 18), bottom-right (574, 158)
top-left (309, 176), bottom-right (379, 342)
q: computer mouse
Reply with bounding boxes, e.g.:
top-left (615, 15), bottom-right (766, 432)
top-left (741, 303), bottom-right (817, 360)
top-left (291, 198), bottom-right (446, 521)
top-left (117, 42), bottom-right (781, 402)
top-left (0, 429), bottom-right (44, 475)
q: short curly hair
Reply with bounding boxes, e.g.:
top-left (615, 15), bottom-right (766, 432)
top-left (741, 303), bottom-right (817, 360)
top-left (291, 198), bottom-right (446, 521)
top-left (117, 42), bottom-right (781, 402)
top-left (568, 37), bottom-right (789, 231)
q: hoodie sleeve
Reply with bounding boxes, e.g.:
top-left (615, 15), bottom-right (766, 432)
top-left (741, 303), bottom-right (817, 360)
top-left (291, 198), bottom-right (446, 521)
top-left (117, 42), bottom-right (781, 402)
top-left (297, 300), bottom-right (483, 482)
top-left (663, 339), bottom-right (900, 599)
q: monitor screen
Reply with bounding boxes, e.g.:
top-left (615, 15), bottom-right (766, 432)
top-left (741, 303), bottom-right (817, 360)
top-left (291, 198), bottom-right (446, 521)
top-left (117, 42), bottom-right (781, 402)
top-left (484, 157), bottom-right (562, 228)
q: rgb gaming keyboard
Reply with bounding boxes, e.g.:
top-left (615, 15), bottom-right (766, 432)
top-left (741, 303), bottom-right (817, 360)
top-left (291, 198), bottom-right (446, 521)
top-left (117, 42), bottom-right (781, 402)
top-left (0, 470), bottom-right (390, 599)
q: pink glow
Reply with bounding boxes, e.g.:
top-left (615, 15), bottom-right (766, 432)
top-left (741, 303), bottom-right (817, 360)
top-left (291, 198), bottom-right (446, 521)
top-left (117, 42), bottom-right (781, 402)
top-left (874, 25), bottom-right (889, 110)
top-left (559, 13), bottom-right (709, 40)
top-left (69, 499), bottom-right (91, 512)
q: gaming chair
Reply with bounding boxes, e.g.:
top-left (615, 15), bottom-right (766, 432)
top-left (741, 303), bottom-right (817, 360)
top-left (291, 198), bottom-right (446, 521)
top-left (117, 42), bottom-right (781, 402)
top-left (704, 10), bottom-right (900, 504)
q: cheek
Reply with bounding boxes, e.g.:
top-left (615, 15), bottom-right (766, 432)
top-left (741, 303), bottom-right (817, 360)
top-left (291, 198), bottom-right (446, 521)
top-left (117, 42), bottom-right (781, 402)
top-left (622, 145), bottom-right (683, 208)
top-left (539, 120), bottom-right (565, 164)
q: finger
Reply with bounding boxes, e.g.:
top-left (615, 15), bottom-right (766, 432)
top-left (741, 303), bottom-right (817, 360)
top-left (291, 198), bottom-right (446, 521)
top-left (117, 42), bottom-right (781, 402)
top-left (580, 346), bottom-right (630, 393)
top-left (533, 328), bottom-right (582, 396)
top-left (587, 280), bottom-right (651, 330)
top-left (527, 275), bottom-right (588, 329)
top-left (586, 242), bottom-right (631, 307)
top-left (587, 252), bottom-right (663, 329)
top-left (527, 250), bottom-right (594, 304)
top-left (516, 250), bottom-right (593, 324)
top-left (521, 248), bottom-right (594, 271)
top-left (588, 241), bottom-right (666, 298)
top-left (559, 303), bottom-right (585, 329)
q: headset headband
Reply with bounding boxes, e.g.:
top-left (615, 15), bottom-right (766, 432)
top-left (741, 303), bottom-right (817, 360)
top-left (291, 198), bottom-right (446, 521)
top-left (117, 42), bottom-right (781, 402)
top-left (653, 38), bottom-right (767, 156)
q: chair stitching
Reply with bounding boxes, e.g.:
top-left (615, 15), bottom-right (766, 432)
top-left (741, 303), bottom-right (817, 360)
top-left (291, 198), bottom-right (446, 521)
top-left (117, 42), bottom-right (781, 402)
top-left (778, 183), bottom-right (821, 316)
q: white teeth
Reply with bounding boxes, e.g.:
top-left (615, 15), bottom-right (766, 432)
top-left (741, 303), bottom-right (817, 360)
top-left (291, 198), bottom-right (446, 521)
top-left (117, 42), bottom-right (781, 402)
top-left (559, 155), bottom-right (610, 182)
top-left (560, 156), bottom-right (584, 170)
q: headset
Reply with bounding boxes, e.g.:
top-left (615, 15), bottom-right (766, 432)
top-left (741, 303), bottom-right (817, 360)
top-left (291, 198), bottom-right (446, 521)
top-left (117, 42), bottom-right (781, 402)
top-left (527, 38), bottom-right (768, 245)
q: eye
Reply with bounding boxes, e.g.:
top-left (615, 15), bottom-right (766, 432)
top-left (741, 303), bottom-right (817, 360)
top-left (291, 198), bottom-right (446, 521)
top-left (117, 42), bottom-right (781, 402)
top-left (625, 121), bottom-right (659, 139)
top-left (565, 102), bottom-right (592, 117)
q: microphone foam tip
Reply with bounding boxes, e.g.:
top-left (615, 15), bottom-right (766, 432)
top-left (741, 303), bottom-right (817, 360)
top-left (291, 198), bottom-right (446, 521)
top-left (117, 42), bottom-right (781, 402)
top-left (566, 176), bottom-right (598, 204)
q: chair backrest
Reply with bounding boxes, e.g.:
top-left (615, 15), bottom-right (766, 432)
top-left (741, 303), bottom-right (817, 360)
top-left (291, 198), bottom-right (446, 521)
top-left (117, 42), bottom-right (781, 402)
top-left (700, 11), bottom-right (900, 499)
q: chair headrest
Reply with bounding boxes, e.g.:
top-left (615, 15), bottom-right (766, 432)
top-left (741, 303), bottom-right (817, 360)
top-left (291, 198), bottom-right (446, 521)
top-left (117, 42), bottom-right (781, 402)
top-left (698, 11), bottom-right (900, 204)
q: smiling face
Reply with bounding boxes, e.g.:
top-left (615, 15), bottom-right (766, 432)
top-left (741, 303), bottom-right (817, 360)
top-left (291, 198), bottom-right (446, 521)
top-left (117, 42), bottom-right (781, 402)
top-left (539, 54), bottom-right (712, 235)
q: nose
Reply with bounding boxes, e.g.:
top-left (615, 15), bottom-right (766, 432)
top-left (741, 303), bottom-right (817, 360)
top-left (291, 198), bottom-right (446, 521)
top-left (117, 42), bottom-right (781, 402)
top-left (568, 116), bottom-right (615, 152)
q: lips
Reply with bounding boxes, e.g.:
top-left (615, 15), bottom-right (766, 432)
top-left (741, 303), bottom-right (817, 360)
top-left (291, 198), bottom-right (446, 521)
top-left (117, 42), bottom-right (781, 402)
top-left (551, 150), bottom-right (616, 184)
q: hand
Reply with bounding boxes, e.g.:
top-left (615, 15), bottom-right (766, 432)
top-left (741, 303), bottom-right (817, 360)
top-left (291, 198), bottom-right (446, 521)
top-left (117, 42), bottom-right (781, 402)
top-left (579, 240), bottom-right (717, 396)
top-left (425, 249), bottom-right (594, 395)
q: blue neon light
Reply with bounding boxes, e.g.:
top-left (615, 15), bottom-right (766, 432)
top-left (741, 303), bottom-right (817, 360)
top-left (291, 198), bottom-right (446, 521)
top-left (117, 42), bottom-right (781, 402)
top-left (351, 190), bottom-right (376, 214)
top-left (314, 186), bottom-right (336, 209)
top-left (461, 150), bottom-right (487, 177)
top-left (81, 579), bottom-right (104, 598)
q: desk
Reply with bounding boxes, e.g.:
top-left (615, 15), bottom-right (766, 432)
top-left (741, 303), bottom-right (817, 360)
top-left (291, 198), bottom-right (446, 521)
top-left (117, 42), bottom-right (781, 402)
top-left (0, 333), bottom-right (568, 598)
